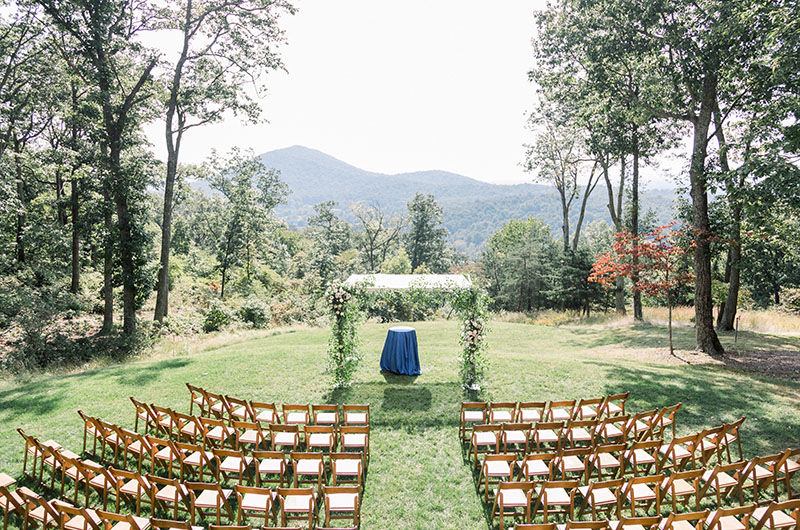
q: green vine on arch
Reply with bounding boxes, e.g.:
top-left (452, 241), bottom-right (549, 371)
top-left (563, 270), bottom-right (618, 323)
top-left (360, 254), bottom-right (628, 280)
top-left (325, 282), bottom-right (363, 389)
top-left (451, 286), bottom-right (490, 398)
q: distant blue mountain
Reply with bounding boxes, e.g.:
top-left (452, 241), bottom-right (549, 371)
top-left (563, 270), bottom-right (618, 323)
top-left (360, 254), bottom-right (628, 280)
top-left (248, 145), bottom-right (678, 255)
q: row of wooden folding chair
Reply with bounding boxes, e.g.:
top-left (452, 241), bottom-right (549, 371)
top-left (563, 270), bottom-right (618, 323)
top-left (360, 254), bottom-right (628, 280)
top-left (460, 394), bottom-right (632, 441)
top-left (510, 501), bottom-right (800, 530)
top-left (8, 476), bottom-right (361, 529)
top-left (184, 385), bottom-right (370, 429)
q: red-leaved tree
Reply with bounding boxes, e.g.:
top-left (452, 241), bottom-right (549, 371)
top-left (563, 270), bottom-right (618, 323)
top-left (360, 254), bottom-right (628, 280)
top-left (589, 222), bottom-right (693, 356)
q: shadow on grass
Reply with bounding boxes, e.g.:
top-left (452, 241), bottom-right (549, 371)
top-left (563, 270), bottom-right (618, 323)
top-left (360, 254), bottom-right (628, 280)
top-left (382, 387), bottom-right (432, 411)
top-left (110, 357), bottom-right (191, 386)
top-left (380, 371), bottom-right (419, 385)
top-left (590, 359), bottom-right (800, 455)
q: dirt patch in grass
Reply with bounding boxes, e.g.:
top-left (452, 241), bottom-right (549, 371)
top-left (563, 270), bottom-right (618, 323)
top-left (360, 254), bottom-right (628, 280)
top-left (717, 348), bottom-right (800, 382)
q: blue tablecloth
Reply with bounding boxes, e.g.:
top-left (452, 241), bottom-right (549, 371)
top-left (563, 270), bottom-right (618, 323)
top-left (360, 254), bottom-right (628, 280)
top-left (380, 326), bottom-right (421, 376)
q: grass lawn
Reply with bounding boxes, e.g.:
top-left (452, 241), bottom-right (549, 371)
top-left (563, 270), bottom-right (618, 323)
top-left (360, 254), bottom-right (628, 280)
top-left (1, 320), bottom-right (799, 529)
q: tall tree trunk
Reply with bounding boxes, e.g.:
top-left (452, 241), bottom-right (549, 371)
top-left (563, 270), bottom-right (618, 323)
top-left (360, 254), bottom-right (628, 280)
top-left (559, 189), bottom-right (570, 253)
top-left (14, 145), bottom-right (25, 264)
top-left (70, 176), bottom-right (80, 293)
top-left (55, 169), bottom-right (67, 226)
top-left (631, 129), bottom-right (643, 321)
top-left (110, 142), bottom-right (138, 334)
top-left (101, 177), bottom-right (114, 335)
top-left (572, 162), bottom-right (599, 252)
top-left (603, 155), bottom-right (627, 315)
top-left (155, 1), bottom-right (192, 323)
top-left (689, 71), bottom-right (724, 355)
top-left (714, 101), bottom-right (741, 332)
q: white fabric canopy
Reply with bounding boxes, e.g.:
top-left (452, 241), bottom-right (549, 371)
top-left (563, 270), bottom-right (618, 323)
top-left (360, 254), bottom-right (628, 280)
top-left (343, 273), bottom-right (472, 291)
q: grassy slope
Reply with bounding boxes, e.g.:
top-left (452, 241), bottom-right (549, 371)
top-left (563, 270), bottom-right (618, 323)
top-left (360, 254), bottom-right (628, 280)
top-left (1, 321), bottom-right (799, 529)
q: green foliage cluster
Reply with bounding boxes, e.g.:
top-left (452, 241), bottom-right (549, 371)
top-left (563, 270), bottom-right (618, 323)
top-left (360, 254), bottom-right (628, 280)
top-left (325, 282), bottom-right (363, 389)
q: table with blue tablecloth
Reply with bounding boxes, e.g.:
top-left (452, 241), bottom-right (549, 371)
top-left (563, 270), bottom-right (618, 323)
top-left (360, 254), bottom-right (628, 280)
top-left (380, 326), bottom-right (421, 376)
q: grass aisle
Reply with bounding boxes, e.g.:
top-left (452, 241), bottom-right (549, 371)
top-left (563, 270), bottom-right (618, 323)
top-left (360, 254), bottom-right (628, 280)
top-left (1, 320), bottom-right (799, 528)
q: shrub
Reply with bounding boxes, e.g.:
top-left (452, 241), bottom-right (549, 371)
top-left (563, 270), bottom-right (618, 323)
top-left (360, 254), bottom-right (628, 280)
top-left (203, 301), bottom-right (231, 332)
top-left (238, 297), bottom-right (270, 328)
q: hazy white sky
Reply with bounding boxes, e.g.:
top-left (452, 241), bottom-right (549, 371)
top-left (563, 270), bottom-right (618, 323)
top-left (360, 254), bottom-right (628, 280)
top-left (144, 0), bottom-right (681, 187)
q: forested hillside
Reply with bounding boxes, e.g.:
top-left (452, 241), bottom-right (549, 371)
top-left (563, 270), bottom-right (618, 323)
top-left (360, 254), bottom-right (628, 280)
top-left (254, 146), bottom-right (678, 254)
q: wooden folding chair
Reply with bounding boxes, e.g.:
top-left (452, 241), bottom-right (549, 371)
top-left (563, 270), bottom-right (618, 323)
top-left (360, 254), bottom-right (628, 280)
top-left (149, 518), bottom-right (202, 530)
top-left (739, 454), bottom-right (783, 503)
top-left (148, 474), bottom-right (192, 520)
top-left (608, 515), bottom-right (660, 530)
top-left (471, 424), bottom-right (501, 468)
top-left (199, 418), bottom-right (235, 450)
top-left (77, 410), bottom-right (104, 457)
top-left (185, 482), bottom-right (234, 526)
top-left (305, 425), bottom-right (336, 453)
top-left (492, 481), bottom-right (535, 530)
top-left (340, 426), bottom-right (369, 461)
top-left (83, 460), bottom-right (117, 510)
top-left (657, 433), bottom-right (700, 472)
top-left (151, 406), bottom-right (177, 439)
top-left (212, 448), bottom-right (253, 485)
top-left (481, 454), bottom-right (517, 503)
top-left (202, 390), bottom-right (227, 420)
top-left (174, 412), bottom-right (203, 445)
top-left (620, 475), bottom-right (663, 517)
top-left (490, 402), bottom-right (518, 423)
top-left (186, 384), bottom-right (207, 417)
top-left (253, 450), bottom-right (288, 488)
top-left (109, 467), bottom-right (152, 517)
top-left (514, 524), bottom-right (555, 530)
top-left (275, 487), bottom-right (316, 529)
top-left (130, 398), bottom-right (161, 435)
top-left (533, 480), bottom-right (578, 522)
top-left (562, 521), bottom-right (610, 530)
top-left (322, 486), bottom-right (359, 528)
top-left (44, 443), bottom-right (78, 492)
top-left (147, 519), bottom-right (193, 530)
top-left (233, 420), bottom-right (266, 453)
top-left (312, 405), bottom-right (340, 429)
top-left (122, 430), bottom-right (154, 474)
top-left (269, 424), bottom-right (300, 453)
top-left (148, 436), bottom-right (180, 479)
top-left (460, 402), bottom-right (488, 443)
top-left (342, 405), bottom-right (369, 426)
top-left (715, 417), bottom-right (745, 464)
top-left (547, 400), bottom-right (577, 422)
top-left (773, 448), bottom-right (800, 498)
top-left (566, 419), bottom-right (597, 448)
top-left (598, 392), bottom-right (629, 418)
top-left (658, 510), bottom-right (709, 530)
top-left (650, 403), bottom-right (681, 440)
top-left (234, 485), bottom-right (274, 527)
top-left (51, 450), bottom-right (81, 502)
top-left (699, 460), bottom-right (747, 506)
top-left (705, 504), bottom-right (756, 530)
top-left (577, 398), bottom-right (604, 420)
top-left (516, 402), bottom-right (546, 424)
top-left (577, 477), bottom-right (623, 520)
top-left (625, 410), bottom-right (657, 442)
top-left (19, 488), bottom-right (70, 529)
top-left (330, 453), bottom-right (364, 488)
top-left (533, 422), bottom-right (565, 452)
top-left (594, 416), bottom-right (630, 446)
top-left (751, 499), bottom-right (800, 530)
top-left (517, 452), bottom-right (556, 483)
top-left (0, 473), bottom-right (27, 530)
top-left (697, 425), bottom-right (726, 466)
top-left (18, 429), bottom-right (57, 482)
top-left (55, 503), bottom-right (103, 530)
top-left (623, 439), bottom-right (661, 477)
top-left (250, 402), bottom-right (280, 425)
top-left (173, 441), bottom-right (215, 482)
top-left (658, 468), bottom-right (704, 512)
top-left (554, 447), bottom-right (590, 483)
top-left (223, 396), bottom-right (253, 423)
top-left (587, 444), bottom-right (626, 481)
top-left (282, 405), bottom-right (310, 426)
top-left (291, 452), bottom-right (325, 490)
top-left (97, 509), bottom-right (151, 530)
top-left (501, 423), bottom-right (533, 454)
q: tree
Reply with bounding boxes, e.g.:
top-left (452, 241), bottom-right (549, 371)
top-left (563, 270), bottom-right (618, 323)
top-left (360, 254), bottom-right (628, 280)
top-left (307, 200), bottom-right (353, 284)
top-left (525, 108), bottom-right (600, 254)
top-left (203, 148), bottom-right (288, 299)
top-left (352, 202), bottom-right (403, 272)
top-left (153, 0), bottom-right (294, 323)
top-left (405, 193), bottom-right (449, 273)
top-left (590, 222), bottom-right (692, 355)
top-left (38, 0), bottom-right (160, 334)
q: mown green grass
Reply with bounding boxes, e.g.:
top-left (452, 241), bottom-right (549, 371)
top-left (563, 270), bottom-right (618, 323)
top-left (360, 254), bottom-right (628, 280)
top-left (1, 320), bottom-right (799, 529)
